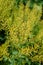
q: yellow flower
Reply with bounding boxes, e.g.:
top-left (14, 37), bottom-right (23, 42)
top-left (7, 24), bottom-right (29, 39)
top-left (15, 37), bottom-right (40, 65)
top-left (0, 0), bottom-right (43, 63)
top-left (20, 47), bottom-right (33, 56)
top-left (0, 40), bottom-right (9, 61)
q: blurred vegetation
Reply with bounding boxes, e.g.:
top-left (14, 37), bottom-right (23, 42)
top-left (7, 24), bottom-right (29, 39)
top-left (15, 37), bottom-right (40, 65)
top-left (0, 0), bottom-right (43, 65)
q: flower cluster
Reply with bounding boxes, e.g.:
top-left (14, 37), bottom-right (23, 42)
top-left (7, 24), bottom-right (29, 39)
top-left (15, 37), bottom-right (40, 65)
top-left (0, 0), bottom-right (43, 65)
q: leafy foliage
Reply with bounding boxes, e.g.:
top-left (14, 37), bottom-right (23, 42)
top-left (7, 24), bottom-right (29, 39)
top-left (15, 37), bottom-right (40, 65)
top-left (0, 0), bottom-right (43, 65)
